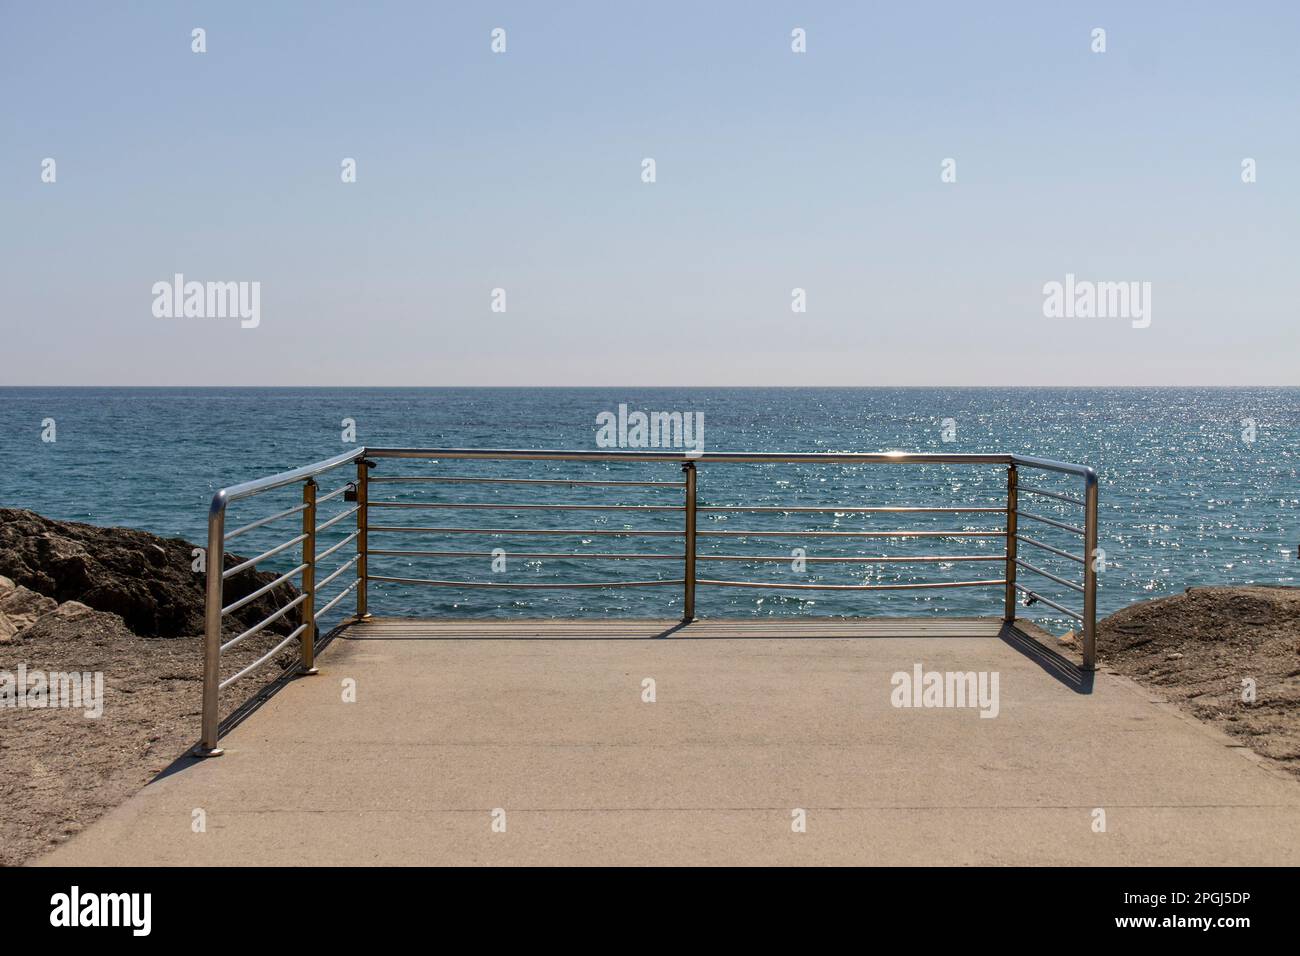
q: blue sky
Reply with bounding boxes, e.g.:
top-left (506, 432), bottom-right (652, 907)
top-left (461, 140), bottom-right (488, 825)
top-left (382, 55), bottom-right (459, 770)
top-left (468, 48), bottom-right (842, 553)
top-left (1, 1), bottom-right (1296, 385)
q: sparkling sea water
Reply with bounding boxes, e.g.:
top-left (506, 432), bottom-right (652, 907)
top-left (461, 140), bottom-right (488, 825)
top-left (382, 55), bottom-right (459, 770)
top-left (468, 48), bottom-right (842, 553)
top-left (1, 387), bottom-right (1295, 633)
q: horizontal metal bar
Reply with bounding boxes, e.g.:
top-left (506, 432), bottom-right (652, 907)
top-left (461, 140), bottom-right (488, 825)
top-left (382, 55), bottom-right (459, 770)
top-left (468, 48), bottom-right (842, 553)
top-left (368, 476), bottom-right (685, 488)
top-left (699, 553), bottom-right (1005, 563)
top-left (1015, 510), bottom-right (1085, 536)
top-left (211, 448), bottom-right (365, 514)
top-left (316, 504), bottom-right (361, 532)
top-left (368, 575), bottom-right (683, 589)
top-left (368, 502), bottom-right (684, 512)
top-left (364, 549), bottom-right (1005, 564)
top-left (697, 578), bottom-right (1007, 591)
top-left (1017, 484), bottom-right (1084, 506)
top-left (1015, 584), bottom-right (1084, 622)
top-left (220, 562), bottom-right (308, 617)
top-left (1014, 558), bottom-right (1085, 593)
top-left (315, 484), bottom-right (351, 505)
top-left (218, 623), bottom-right (307, 691)
top-left (1011, 455), bottom-right (1096, 482)
top-left (365, 447), bottom-right (1016, 465)
top-left (314, 578), bottom-right (361, 621)
top-left (1015, 533), bottom-right (1085, 564)
top-left (222, 534), bottom-right (308, 579)
top-left (368, 526), bottom-right (682, 537)
top-left (317, 530), bottom-right (360, 562)
top-left (315, 555), bottom-right (360, 591)
top-left (368, 549), bottom-right (679, 560)
top-left (223, 502), bottom-right (309, 541)
top-left (696, 505), bottom-right (1004, 514)
top-left (221, 593), bottom-right (309, 653)
top-left (697, 529), bottom-right (1006, 538)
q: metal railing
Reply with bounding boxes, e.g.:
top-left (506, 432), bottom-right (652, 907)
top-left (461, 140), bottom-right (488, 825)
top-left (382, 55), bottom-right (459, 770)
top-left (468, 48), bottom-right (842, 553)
top-left (197, 448), bottom-right (1098, 755)
top-left (197, 448), bottom-right (366, 756)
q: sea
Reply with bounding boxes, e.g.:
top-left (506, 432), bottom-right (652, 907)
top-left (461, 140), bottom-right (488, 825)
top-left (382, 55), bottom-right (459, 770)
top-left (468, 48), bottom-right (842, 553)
top-left (1, 387), bottom-right (1296, 632)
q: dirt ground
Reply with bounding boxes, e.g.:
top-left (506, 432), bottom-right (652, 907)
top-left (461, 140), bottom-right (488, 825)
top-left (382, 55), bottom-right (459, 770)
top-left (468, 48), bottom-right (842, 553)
top-left (0, 605), bottom-right (307, 867)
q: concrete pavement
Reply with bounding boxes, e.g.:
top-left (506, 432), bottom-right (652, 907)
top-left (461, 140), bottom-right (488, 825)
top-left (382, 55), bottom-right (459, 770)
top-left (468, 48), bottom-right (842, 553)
top-left (40, 618), bottom-right (1300, 865)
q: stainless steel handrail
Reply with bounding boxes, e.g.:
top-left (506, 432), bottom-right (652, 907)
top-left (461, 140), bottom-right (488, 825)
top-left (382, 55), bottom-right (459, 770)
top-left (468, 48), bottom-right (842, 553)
top-left (199, 448), bottom-right (366, 756)
top-left (198, 446), bottom-right (1099, 756)
top-left (368, 526), bottom-right (685, 536)
top-left (314, 579), bottom-right (362, 620)
top-left (367, 502), bottom-right (686, 511)
top-left (365, 549), bottom-right (1005, 563)
top-left (1015, 558), bottom-right (1084, 593)
top-left (1008, 454), bottom-right (1099, 666)
top-left (316, 505), bottom-right (361, 532)
top-left (1015, 585), bottom-right (1084, 621)
top-left (315, 484), bottom-right (351, 505)
top-left (223, 502), bottom-right (308, 541)
top-left (316, 555), bottom-right (360, 591)
top-left (221, 593), bottom-right (309, 653)
top-left (221, 534), bottom-right (307, 579)
top-left (1017, 484), bottom-right (1085, 506)
top-left (366, 448), bottom-right (1017, 464)
top-left (695, 505), bottom-right (1003, 513)
top-left (696, 529), bottom-right (1006, 538)
top-left (1016, 533), bottom-right (1085, 564)
top-left (369, 476), bottom-right (686, 487)
top-left (1015, 510), bottom-right (1086, 536)
top-left (317, 530), bottom-right (360, 562)
top-left (220, 562), bottom-right (309, 616)
top-left (368, 575), bottom-right (684, 589)
top-left (696, 578), bottom-right (1008, 591)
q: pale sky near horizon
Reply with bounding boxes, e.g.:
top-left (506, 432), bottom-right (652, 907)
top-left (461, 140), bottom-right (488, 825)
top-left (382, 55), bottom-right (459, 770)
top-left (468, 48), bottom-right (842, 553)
top-left (1, 1), bottom-right (1297, 386)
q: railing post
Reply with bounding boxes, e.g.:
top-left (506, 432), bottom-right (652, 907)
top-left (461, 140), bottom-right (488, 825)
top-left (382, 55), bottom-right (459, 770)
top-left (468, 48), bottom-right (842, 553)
top-left (1082, 472), bottom-right (1099, 671)
top-left (1003, 464), bottom-right (1017, 624)
top-left (196, 500), bottom-right (226, 757)
top-left (356, 457), bottom-right (369, 618)
top-left (682, 460), bottom-right (696, 621)
top-left (300, 478), bottom-right (318, 673)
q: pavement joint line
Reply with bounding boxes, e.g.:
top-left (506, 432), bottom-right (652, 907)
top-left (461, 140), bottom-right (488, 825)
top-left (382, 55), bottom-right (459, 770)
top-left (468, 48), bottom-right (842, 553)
top-left (199, 804), bottom-right (1300, 813)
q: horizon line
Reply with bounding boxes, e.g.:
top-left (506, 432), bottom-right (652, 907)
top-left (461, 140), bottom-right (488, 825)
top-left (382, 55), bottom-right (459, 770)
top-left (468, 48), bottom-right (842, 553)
top-left (1, 384), bottom-right (1297, 390)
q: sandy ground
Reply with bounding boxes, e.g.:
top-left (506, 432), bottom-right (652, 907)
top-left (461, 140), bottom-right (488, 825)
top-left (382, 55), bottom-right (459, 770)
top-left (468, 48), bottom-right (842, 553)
top-left (0, 607), bottom-right (305, 866)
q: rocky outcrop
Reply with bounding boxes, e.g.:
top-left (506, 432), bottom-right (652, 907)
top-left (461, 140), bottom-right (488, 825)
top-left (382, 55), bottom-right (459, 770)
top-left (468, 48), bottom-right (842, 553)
top-left (0, 510), bottom-right (313, 867)
top-left (0, 508), bottom-right (299, 639)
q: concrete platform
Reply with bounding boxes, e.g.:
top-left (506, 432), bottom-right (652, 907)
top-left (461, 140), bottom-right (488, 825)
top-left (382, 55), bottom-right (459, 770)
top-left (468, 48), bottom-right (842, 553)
top-left (40, 617), bottom-right (1300, 866)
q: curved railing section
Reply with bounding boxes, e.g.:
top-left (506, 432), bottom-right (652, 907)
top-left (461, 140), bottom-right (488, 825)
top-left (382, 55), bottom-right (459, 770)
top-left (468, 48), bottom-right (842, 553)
top-left (198, 448), bottom-right (366, 756)
top-left (197, 448), bottom-right (1099, 755)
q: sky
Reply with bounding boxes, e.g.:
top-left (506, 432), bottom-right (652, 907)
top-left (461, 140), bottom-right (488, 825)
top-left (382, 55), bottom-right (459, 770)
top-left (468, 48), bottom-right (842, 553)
top-left (1, 1), bottom-right (1297, 386)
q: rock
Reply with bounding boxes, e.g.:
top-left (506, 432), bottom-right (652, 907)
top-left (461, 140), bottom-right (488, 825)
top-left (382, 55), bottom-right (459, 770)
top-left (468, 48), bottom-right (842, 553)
top-left (18, 602), bottom-right (136, 645)
top-left (0, 508), bottom-right (300, 639)
top-left (0, 576), bottom-right (59, 639)
top-left (51, 600), bottom-right (95, 620)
